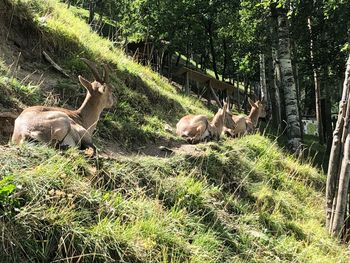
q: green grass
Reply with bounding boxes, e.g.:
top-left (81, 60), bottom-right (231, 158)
top-left (0, 0), bottom-right (348, 262)
top-left (1, 136), bottom-right (348, 262)
top-left (0, 75), bottom-right (42, 109)
top-left (3, 0), bottom-right (211, 147)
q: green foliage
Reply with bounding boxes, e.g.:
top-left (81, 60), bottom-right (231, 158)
top-left (0, 176), bottom-right (16, 210)
top-left (0, 76), bottom-right (42, 108)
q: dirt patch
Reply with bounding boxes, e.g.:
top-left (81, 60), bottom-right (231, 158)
top-left (0, 0), bottom-right (43, 61)
top-left (97, 135), bottom-right (206, 160)
top-left (0, 0), bottom-right (72, 93)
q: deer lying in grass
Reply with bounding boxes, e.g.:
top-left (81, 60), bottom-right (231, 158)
top-left (12, 58), bottom-right (114, 151)
top-left (224, 98), bottom-right (266, 137)
top-left (176, 102), bottom-right (227, 144)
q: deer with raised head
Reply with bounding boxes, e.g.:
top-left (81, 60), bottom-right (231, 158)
top-left (224, 98), bottom-right (266, 137)
top-left (11, 58), bottom-right (115, 151)
top-left (176, 102), bottom-right (227, 144)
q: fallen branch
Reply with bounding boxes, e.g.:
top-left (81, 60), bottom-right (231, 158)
top-left (42, 51), bottom-right (70, 78)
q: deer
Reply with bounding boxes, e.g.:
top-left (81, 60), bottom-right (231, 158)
top-left (176, 102), bottom-right (228, 144)
top-left (224, 98), bottom-right (266, 138)
top-left (11, 58), bottom-right (115, 151)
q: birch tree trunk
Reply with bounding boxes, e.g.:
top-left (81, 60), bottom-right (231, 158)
top-left (260, 53), bottom-right (268, 103)
top-left (277, 8), bottom-right (302, 152)
top-left (326, 55), bottom-right (350, 238)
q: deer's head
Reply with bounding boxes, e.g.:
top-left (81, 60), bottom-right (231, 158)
top-left (248, 98), bottom-right (266, 119)
top-left (78, 58), bottom-right (115, 109)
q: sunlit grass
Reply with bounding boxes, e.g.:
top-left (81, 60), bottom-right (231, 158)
top-left (0, 0), bottom-right (349, 262)
top-left (1, 134), bottom-right (349, 262)
top-left (6, 0), bottom-right (211, 147)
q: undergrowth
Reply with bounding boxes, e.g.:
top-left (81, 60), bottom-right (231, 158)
top-left (0, 135), bottom-right (348, 262)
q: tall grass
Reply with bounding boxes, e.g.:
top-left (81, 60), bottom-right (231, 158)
top-left (1, 135), bottom-right (349, 262)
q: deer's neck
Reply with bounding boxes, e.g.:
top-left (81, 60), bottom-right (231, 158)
top-left (75, 94), bottom-right (104, 135)
top-left (248, 108), bottom-right (260, 126)
top-left (210, 111), bottom-right (225, 135)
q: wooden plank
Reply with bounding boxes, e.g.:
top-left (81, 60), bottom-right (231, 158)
top-left (174, 66), bottom-right (243, 101)
top-left (185, 71), bottom-right (190, 94)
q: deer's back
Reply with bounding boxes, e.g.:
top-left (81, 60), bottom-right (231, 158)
top-left (176, 114), bottom-right (208, 137)
top-left (12, 107), bottom-right (76, 144)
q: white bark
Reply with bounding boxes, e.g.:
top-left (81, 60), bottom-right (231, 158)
top-left (259, 53), bottom-right (268, 102)
top-left (277, 11), bottom-right (302, 152)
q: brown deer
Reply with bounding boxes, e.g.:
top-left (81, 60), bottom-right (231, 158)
top-left (176, 102), bottom-right (227, 144)
top-left (11, 58), bottom-right (115, 150)
top-left (224, 98), bottom-right (266, 137)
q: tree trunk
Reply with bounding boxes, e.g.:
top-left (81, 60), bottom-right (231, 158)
top-left (290, 38), bottom-right (304, 141)
top-left (276, 7), bottom-right (302, 152)
top-left (308, 16), bottom-right (324, 144)
top-left (236, 75), bottom-right (241, 112)
top-left (88, 0), bottom-right (95, 25)
top-left (176, 53), bottom-right (181, 66)
top-left (206, 21), bottom-right (219, 80)
top-left (332, 133), bottom-right (350, 237)
top-left (267, 53), bottom-right (279, 128)
top-left (326, 55), bottom-right (350, 237)
top-left (259, 53), bottom-right (268, 103)
top-left (323, 73), bottom-right (334, 155)
top-left (244, 76), bottom-right (248, 114)
top-left (269, 8), bottom-right (282, 129)
top-left (222, 38), bottom-right (228, 82)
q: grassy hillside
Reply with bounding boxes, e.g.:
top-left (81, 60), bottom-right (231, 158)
top-left (1, 136), bottom-right (348, 262)
top-left (0, 0), bottom-right (210, 148)
top-left (0, 0), bottom-right (349, 262)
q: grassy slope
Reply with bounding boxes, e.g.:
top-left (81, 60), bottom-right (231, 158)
top-left (0, 0), bottom-right (349, 262)
top-left (1, 0), bottom-right (210, 147)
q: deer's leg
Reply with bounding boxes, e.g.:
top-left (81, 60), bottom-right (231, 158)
top-left (71, 122), bottom-right (96, 154)
top-left (223, 127), bottom-right (235, 137)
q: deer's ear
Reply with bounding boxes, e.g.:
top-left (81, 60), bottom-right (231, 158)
top-left (98, 85), bottom-right (106, 94)
top-left (79, 75), bottom-right (93, 93)
top-left (223, 101), bottom-right (228, 111)
top-left (248, 97), bottom-right (255, 107)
